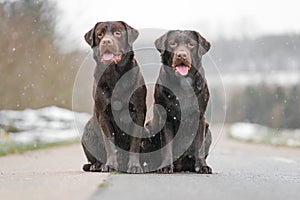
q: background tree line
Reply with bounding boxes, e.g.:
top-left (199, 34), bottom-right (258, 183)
top-left (0, 0), bottom-right (84, 110)
top-left (1, 0), bottom-right (299, 130)
top-left (226, 84), bottom-right (300, 129)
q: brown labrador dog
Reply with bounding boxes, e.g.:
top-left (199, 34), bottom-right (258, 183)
top-left (81, 21), bottom-right (147, 173)
top-left (147, 30), bottom-right (212, 174)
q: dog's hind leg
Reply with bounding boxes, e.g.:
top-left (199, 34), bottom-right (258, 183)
top-left (82, 145), bottom-right (102, 172)
top-left (81, 116), bottom-right (106, 172)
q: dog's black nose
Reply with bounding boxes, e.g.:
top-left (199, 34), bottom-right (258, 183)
top-left (101, 38), bottom-right (113, 46)
top-left (176, 51), bottom-right (187, 59)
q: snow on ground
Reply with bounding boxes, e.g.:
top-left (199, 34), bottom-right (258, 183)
top-left (1, 107), bottom-right (299, 148)
top-left (229, 122), bottom-right (300, 147)
top-left (0, 106), bottom-right (90, 145)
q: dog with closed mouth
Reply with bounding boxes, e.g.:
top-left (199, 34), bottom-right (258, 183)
top-left (81, 21), bottom-right (147, 173)
top-left (147, 30), bottom-right (212, 174)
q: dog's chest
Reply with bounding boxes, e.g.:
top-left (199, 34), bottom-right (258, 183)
top-left (95, 69), bottom-right (140, 113)
top-left (165, 94), bottom-right (181, 118)
top-left (156, 79), bottom-right (202, 121)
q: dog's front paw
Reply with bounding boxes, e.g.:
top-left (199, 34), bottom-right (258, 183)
top-left (101, 159), bottom-right (118, 172)
top-left (127, 163), bottom-right (143, 174)
top-left (159, 165), bottom-right (174, 174)
top-left (101, 164), bottom-right (117, 172)
top-left (195, 165), bottom-right (212, 174)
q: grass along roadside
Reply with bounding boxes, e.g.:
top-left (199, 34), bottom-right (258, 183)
top-left (0, 139), bottom-right (80, 157)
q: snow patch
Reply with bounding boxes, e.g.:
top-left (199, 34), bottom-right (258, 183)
top-left (0, 106), bottom-right (90, 145)
top-left (229, 122), bottom-right (300, 147)
top-left (229, 123), bottom-right (268, 141)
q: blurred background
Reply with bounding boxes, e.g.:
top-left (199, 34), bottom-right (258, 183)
top-left (0, 0), bottom-right (300, 152)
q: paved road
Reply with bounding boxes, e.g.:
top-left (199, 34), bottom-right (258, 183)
top-left (0, 144), bottom-right (108, 200)
top-left (1, 128), bottom-right (299, 200)
top-left (90, 130), bottom-right (300, 200)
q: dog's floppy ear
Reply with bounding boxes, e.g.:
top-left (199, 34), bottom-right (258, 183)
top-left (84, 22), bottom-right (100, 47)
top-left (120, 21), bottom-right (139, 46)
top-left (193, 31), bottom-right (211, 56)
top-left (154, 32), bottom-right (169, 54)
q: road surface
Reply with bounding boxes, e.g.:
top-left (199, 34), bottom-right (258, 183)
top-left (0, 144), bottom-right (108, 200)
top-left (91, 126), bottom-right (300, 200)
top-left (1, 126), bottom-right (300, 200)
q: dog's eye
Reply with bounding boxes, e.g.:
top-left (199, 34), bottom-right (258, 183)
top-left (97, 32), bottom-right (104, 38)
top-left (169, 42), bottom-right (177, 48)
top-left (114, 31), bottom-right (121, 38)
top-left (188, 42), bottom-right (195, 49)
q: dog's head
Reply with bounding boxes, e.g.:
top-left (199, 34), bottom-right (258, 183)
top-left (85, 21), bottom-right (139, 64)
top-left (155, 30), bottom-right (210, 76)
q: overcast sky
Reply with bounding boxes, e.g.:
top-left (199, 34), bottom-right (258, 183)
top-left (53, 0), bottom-right (300, 52)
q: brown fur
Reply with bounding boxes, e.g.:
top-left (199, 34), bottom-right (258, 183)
top-left (147, 30), bottom-right (212, 173)
top-left (81, 21), bottom-right (146, 173)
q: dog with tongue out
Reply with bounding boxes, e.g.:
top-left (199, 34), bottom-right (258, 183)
top-left (81, 21), bottom-right (147, 174)
top-left (145, 30), bottom-right (213, 174)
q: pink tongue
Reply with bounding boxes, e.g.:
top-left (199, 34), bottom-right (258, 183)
top-left (102, 53), bottom-right (114, 61)
top-left (176, 65), bottom-right (189, 76)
